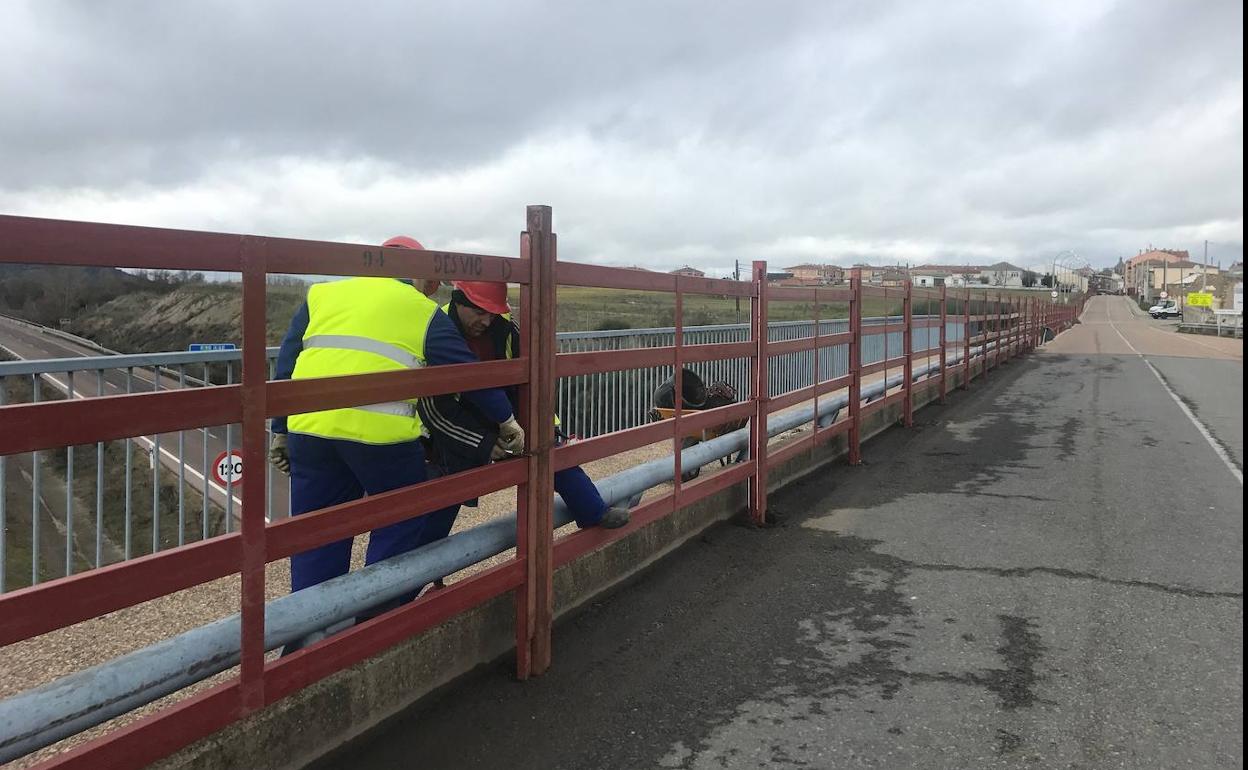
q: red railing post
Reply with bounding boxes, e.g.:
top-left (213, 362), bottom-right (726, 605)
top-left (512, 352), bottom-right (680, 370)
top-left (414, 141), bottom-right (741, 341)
top-left (902, 281), bottom-right (914, 428)
top-left (962, 288), bottom-right (971, 389)
top-left (673, 281), bottom-right (685, 501)
top-left (848, 269), bottom-right (863, 465)
top-left (749, 260), bottom-right (769, 525)
top-left (812, 288), bottom-right (821, 451)
top-left (994, 292), bottom-right (1003, 368)
top-left (238, 235), bottom-right (268, 712)
top-left (515, 205), bottom-right (556, 679)
top-left (938, 284), bottom-right (948, 404)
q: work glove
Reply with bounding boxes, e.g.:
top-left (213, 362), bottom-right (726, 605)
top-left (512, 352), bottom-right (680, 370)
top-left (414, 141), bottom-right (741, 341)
top-left (269, 433), bottom-right (290, 475)
top-left (497, 416), bottom-right (525, 455)
top-left (490, 442), bottom-right (513, 461)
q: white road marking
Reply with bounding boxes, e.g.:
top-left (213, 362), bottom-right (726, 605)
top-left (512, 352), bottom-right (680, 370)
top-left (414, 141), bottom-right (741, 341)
top-left (1107, 302), bottom-right (1242, 485)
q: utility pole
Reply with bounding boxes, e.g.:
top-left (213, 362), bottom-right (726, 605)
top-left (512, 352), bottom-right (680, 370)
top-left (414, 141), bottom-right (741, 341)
top-left (1203, 239), bottom-right (1208, 291)
top-left (734, 259), bottom-right (741, 325)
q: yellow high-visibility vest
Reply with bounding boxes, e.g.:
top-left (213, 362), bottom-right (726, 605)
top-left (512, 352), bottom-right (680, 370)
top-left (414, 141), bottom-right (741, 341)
top-left (289, 278), bottom-right (436, 444)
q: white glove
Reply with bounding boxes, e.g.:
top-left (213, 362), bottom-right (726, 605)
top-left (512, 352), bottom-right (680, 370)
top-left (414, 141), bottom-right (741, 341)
top-left (497, 416), bottom-right (525, 455)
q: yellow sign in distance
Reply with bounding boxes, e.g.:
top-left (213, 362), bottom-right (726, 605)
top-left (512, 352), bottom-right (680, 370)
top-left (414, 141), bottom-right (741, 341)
top-left (1186, 292), bottom-right (1214, 307)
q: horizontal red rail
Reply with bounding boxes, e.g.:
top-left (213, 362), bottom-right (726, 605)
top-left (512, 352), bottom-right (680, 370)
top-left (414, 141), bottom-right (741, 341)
top-left (872, 322), bottom-right (907, 335)
top-left (862, 390), bottom-right (907, 417)
top-left (860, 355), bottom-right (907, 377)
top-left (766, 432), bottom-right (814, 468)
top-left (35, 678), bottom-right (241, 770)
top-left (676, 274), bottom-right (756, 297)
top-left (675, 460), bottom-right (753, 509)
top-left (265, 359), bottom-right (526, 418)
top-left (0, 386), bottom-right (242, 455)
top-left (553, 421), bottom-right (673, 472)
top-left (683, 340), bottom-right (755, 364)
top-left (0, 534), bottom-right (240, 645)
top-left (753, 285), bottom-right (854, 302)
top-left (266, 461), bottom-right (527, 560)
top-left (767, 332), bottom-right (854, 357)
top-left (264, 559), bottom-right (525, 704)
top-left (556, 261), bottom-right (755, 297)
top-left (0, 214), bottom-right (244, 272)
top-left (766, 286), bottom-right (818, 302)
top-left (556, 347), bottom-right (672, 377)
top-left (263, 236), bottom-right (527, 284)
top-left (557, 339), bottom-right (753, 378)
top-left (674, 400), bottom-right (756, 436)
top-left (553, 489), bottom-right (677, 568)
top-left (767, 375), bottom-right (852, 414)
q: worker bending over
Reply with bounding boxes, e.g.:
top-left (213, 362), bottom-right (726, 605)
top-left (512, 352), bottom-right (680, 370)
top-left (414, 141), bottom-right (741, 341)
top-left (268, 237), bottom-right (524, 596)
top-left (415, 279), bottom-right (629, 547)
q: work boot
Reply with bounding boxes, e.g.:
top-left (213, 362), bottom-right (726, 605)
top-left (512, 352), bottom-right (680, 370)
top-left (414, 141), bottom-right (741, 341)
top-left (598, 506), bottom-right (630, 529)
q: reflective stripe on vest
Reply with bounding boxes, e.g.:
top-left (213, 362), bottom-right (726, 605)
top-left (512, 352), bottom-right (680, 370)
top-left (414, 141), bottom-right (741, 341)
top-left (289, 278), bottom-right (435, 444)
top-left (303, 334), bottom-right (423, 369)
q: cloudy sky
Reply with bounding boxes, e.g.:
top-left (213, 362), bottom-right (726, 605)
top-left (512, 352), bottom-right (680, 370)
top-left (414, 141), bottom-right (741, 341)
top-left (1, 0), bottom-right (1242, 273)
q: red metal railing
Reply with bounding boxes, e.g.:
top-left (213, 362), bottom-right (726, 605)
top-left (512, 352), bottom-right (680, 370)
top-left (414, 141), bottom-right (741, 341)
top-left (0, 210), bottom-right (1083, 769)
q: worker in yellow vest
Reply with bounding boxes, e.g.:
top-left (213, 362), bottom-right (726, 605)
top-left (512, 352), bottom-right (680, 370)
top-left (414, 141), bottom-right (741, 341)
top-left (269, 237), bottom-right (524, 597)
top-left (414, 280), bottom-right (629, 547)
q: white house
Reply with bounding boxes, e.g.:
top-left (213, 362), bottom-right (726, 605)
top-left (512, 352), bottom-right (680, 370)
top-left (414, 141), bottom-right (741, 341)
top-left (911, 272), bottom-right (947, 288)
top-left (979, 262), bottom-right (1026, 287)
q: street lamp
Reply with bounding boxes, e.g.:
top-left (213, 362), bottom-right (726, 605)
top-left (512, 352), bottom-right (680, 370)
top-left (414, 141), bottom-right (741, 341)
top-left (1052, 250), bottom-right (1089, 304)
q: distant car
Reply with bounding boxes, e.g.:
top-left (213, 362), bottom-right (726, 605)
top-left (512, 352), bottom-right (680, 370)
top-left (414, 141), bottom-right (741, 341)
top-left (1149, 301), bottom-right (1182, 319)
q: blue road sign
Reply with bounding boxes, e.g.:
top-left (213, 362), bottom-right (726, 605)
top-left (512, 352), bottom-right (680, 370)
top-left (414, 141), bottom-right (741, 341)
top-left (189, 343), bottom-right (238, 352)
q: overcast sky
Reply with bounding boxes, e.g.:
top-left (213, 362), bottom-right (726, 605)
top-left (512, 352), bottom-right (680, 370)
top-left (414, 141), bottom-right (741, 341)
top-left (1, 0), bottom-right (1242, 274)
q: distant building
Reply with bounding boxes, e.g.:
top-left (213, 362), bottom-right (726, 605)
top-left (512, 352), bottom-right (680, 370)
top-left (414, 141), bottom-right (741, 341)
top-left (1144, 260), bottom-right (1220, 290)
top-left (1124, 249), bottom-right (1190, 293)
top-left (978, 262), bottom-right (1026, 288)
top-left (782, 263), bottom-right (845, 284)
top-left (911, 264), bottom-right (982, 288)
top-left (669, 266), bottom-right (706, 278)
top-left (911, 271), bottom-right (949, 288)
top-left (852, 264), bottom-right (910, 286)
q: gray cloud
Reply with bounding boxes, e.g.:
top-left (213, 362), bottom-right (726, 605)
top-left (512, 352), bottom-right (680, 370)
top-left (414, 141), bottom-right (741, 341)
top-left (1, 0), bottom-right (1241, 270)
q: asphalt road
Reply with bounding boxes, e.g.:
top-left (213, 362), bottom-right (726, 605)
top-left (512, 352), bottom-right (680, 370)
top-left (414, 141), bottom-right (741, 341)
top-left (320, 296), bottom-right (1242, 770)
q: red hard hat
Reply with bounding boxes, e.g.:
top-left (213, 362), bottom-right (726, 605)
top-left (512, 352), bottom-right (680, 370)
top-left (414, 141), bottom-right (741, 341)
top-left (382, 235), bottom-right (424, 250)
top-left (454, 280), bottom-right (510, 315)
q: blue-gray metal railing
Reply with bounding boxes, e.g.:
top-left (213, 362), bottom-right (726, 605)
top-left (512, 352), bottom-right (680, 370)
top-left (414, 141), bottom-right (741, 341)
top-left (553, 315), bottom-right (969, 439)
top-left (0, 347), bottom-right (282, 593)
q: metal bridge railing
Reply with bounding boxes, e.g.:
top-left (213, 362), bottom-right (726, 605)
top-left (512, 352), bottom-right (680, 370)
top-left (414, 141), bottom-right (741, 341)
top-left (0, 348), bottom-right (281, 592)
top-left (0, 315), bottom-right (984, 593)
top-left (554, 316), bottom-right (969, 439)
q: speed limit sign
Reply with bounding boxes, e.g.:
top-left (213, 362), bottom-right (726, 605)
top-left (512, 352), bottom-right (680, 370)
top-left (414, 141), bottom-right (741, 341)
top-left (212, 451), bottom-right (244, 486)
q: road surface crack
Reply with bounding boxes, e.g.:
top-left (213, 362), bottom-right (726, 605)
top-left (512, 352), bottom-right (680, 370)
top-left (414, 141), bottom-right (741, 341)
top-left (909, 561), bottom-right (1241, 599)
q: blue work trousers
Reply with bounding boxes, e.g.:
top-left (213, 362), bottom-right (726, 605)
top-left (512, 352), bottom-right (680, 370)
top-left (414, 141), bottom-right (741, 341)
top-left (412, 464), bottom-right (608, 551)
top-left (288, 433), bottom-right (451, 592)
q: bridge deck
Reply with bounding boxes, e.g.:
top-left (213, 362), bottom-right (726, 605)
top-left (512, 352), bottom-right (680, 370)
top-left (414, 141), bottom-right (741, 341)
top-left (319, 297), bottom-right (1243, 770)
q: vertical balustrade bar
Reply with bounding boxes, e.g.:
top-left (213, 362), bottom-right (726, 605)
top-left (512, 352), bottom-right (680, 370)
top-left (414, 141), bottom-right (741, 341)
top-left (96, 370), bottom-right (105, 567)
